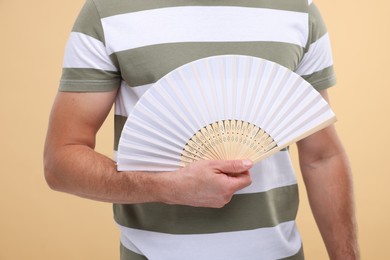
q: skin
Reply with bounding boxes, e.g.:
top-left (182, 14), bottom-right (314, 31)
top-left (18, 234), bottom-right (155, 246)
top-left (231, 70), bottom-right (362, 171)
top-left (43, 89), bottom-right (359, 259)
top-left (296, 90), bottom-right (359, 259)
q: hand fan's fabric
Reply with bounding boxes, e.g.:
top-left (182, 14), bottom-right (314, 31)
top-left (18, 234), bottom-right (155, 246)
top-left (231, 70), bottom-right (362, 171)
top-left (117, 55), bottom-right (336, 171)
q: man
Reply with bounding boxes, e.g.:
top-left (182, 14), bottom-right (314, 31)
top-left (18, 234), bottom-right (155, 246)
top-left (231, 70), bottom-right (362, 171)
top-left (44, 0), bottom-right (359, 259)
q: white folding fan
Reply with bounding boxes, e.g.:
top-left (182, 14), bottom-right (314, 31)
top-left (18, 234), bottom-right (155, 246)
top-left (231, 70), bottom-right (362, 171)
top-left (117, 55), bottom-right (336, 172)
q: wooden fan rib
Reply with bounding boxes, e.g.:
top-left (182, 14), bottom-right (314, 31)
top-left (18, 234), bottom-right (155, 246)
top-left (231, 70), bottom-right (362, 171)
top-left (201, 123), bottom-right (224, 159)
top-left (251, 146), bottom-right (282, 164)
top-left (248, 128), bottom-right (277, 160)
top-left (194, 130), bottom-right (221, 159)
top-left (230, 120), bottom-right (241, 159)
top-left (239, 122), bottom-right (255, 155)
top-left (184, 139), bottom-right (215, 160)
top-left (232, 121), bottom-right (256, 160)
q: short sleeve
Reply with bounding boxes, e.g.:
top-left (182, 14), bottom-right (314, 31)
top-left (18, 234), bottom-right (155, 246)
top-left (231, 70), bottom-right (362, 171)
top-left (59, 0), bottom-right (121, 92)
top-left (295, 2), bottom-right (337, 91)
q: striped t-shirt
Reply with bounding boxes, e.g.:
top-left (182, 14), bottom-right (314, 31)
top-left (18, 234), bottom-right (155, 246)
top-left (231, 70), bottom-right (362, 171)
top-left (60, 0), bottom-right (336, 259)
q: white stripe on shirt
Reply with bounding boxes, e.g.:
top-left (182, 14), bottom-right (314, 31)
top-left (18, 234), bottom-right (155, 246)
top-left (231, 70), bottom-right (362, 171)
top-left (295, 33), bottom-right (334, 76)
top-left (102, 6), bottom-right (309, 54)
top-left (63, 32), bottom-right (117, 71)
top-left (119, 220), bottom-right (302, 260)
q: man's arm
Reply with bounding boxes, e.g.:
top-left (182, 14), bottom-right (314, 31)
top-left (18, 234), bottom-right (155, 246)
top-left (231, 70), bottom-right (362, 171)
top-left (43, 91), bottom-right (252, 207)
top-left (296, 90), bottom-right (359, 259)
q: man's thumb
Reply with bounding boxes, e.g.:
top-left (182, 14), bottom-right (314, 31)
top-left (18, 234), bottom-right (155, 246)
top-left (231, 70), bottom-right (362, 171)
top-left (219, 159), bottom-right (253, 173)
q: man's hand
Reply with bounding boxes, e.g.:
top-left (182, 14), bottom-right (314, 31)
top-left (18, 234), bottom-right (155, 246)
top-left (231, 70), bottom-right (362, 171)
top-left (161, 160), bottom-right (253, 208)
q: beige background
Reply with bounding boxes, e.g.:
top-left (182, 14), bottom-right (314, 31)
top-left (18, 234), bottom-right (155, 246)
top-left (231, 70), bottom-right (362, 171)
top-left (1, 0), bottom-right (389, 259)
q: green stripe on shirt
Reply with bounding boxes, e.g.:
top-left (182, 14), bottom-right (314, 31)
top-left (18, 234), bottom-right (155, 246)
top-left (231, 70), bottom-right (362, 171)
top-left (115, 42), bottom-right (304, 88)
top-left (114, 184), bottom-right (299, 234)
top-left (94, 0), bottom-right (309, 18)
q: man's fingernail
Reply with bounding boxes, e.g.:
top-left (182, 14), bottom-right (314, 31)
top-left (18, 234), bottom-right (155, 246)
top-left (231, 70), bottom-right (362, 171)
top-left (242, 160), bottom-right (253, 168)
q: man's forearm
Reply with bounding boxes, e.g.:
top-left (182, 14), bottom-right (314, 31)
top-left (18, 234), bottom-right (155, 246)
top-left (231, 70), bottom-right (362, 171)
top-left (300, 151), bottom-right (359, 260)
top-left (44, 144), bottom-right (253, 207)
top-left (44, 144), bottom-right (168, 204)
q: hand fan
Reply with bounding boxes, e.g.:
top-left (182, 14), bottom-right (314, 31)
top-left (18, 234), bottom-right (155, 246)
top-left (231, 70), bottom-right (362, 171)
top-left (117, 55), bottom-right (336, 172)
